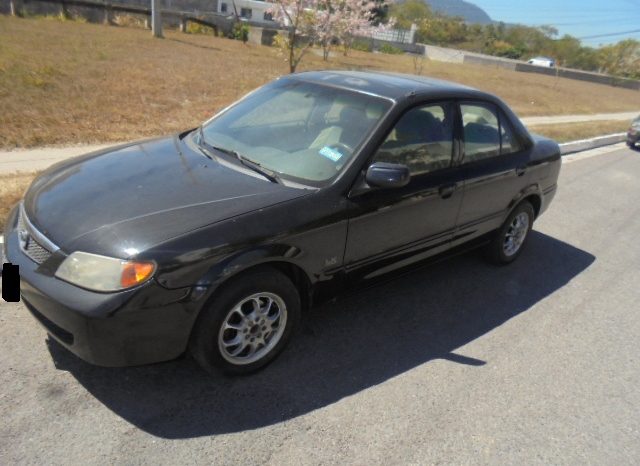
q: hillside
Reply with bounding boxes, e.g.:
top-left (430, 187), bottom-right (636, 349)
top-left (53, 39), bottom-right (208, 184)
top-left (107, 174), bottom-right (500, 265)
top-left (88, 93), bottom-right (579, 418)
top-left (425, 0), bottom-right (493, 24)
top-left (1, 16), bottom-right (639, 148)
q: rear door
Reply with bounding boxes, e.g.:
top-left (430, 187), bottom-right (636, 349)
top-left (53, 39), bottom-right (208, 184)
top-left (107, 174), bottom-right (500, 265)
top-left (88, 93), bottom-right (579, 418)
top-left (454, 101), bottom-right (530, 244)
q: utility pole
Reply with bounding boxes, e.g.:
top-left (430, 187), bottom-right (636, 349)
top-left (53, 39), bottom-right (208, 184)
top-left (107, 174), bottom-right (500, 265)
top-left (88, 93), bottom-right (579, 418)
top-left (9, 0), bottom-right (23, 16)
top-left (151, 0), bottom-right (163, 38)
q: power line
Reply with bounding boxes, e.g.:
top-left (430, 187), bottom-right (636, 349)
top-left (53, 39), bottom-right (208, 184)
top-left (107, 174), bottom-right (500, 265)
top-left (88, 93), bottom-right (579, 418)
top-left (578, 28), bottom-right (640, 39)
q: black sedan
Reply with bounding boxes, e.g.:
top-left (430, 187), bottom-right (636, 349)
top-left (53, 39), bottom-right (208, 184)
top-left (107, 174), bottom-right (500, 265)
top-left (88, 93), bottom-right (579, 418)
top-left (3, 71), bottom-right (561, 374)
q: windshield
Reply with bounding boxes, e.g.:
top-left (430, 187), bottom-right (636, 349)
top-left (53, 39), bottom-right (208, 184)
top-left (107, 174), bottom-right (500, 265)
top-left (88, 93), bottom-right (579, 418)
top-left (200, 80), bottom-right (392, 185)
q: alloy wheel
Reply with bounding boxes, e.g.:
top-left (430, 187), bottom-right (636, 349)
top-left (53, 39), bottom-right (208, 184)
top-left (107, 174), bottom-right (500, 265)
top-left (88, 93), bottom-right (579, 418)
top-left (503, 212), bottom-right (530, 257)
top-left (217, 292), bottom-right (288, 365)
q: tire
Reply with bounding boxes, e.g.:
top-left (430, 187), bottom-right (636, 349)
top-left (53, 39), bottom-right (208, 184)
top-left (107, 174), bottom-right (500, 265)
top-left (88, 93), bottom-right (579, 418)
top-left (189, 266), bottom-right (301, 375)
top-left (485, 201), bottom-right (535, 265)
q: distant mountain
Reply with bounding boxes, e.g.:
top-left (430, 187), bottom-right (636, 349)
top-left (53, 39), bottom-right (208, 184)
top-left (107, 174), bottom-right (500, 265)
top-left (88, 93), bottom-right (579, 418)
top-left (425, 0), bottom-right (493, 24)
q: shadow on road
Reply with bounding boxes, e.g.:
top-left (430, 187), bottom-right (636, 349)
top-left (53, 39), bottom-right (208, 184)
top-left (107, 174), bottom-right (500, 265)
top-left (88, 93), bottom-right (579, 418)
top-left (47, 231), bottom-right (595, 438)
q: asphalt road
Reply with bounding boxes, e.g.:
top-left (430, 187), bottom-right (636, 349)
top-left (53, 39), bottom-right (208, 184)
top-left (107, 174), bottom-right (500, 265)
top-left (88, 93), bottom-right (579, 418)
top-left (1, 145), bottom-right (639, 465)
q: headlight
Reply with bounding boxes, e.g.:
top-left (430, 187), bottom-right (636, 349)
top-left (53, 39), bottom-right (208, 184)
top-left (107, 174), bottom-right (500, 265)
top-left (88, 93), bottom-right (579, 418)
top-left (55, 251), bottom-right (155, 292)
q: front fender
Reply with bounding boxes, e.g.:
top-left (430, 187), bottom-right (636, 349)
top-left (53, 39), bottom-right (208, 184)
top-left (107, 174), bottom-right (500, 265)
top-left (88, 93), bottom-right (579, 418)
top-left (193, 244), bottom-right (313, 290)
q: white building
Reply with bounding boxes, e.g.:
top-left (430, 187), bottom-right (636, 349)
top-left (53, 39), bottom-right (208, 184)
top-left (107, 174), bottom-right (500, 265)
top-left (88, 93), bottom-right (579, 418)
top-left (216, 0), bottom-right (278, 25)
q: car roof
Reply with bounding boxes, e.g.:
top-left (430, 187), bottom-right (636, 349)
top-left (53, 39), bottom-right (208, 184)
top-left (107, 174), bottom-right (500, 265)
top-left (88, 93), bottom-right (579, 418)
top-left (288, 70), bottom-right (488, 102)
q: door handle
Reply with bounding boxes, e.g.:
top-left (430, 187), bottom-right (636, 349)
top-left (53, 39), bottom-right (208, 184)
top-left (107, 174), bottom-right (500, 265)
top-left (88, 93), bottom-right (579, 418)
top-left (438, 183), bottom-right (456, 199)
top-left (516, 165), bottom-right (527, 177)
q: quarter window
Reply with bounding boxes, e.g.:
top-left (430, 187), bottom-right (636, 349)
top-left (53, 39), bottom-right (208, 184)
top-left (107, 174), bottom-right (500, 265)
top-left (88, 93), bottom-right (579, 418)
top-left (499, 113), bottom-right (523, 155)
top-left (373, 103), bottom-right (455, 175)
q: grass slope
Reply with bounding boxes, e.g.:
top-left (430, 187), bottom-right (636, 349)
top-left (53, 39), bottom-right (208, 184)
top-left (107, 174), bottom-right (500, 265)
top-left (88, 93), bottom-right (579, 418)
top-left (1, 16), bottom-right (639, 148)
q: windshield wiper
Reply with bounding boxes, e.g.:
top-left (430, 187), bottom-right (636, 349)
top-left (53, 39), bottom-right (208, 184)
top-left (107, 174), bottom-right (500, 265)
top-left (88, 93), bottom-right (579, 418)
top-left (196, 128), bottom-right (283, 184)
top-left (214, 147), bottom-right (283, 185)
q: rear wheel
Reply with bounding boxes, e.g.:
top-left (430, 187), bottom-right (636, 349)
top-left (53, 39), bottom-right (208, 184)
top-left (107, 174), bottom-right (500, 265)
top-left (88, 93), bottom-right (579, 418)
top-left (189, 267), bottom-right (301, 375)
top-left (485, 201), bottom-right (534, 265)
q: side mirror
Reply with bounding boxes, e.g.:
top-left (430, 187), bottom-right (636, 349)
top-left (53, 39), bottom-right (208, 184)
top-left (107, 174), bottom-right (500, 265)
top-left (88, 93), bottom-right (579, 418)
top-left (365, 162), bottom-right (410, 189)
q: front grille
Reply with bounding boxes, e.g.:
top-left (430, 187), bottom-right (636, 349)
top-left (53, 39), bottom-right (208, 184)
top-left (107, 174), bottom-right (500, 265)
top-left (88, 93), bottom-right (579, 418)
top-left (17, 207), bottom-right (55, 265)
top-left (25, 238), bottom-right (52, 264)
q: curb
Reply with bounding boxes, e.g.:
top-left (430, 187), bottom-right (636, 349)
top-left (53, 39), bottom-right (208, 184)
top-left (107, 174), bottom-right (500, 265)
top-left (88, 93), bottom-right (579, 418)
top-left (559, 133), bottom-right (627, 155)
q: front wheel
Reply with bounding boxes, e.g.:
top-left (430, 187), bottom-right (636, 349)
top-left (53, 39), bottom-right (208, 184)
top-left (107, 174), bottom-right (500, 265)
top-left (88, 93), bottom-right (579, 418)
top-left (485, 201), bottom-right (534, 265)
top-left (189, 267), bottom-right (301, 375)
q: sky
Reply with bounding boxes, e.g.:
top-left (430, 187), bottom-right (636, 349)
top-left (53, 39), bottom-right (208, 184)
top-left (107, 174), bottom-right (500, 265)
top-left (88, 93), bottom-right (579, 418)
top-left (470, 0), bottom-right (640, 47)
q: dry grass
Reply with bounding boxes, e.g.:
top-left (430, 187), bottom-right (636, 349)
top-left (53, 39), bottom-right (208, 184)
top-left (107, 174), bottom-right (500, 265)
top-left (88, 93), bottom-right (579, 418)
top-left (1, 16), bottom-right (639, 148)
top-left (529, 120), bottom-right (631, 142)
top-left (0, 173), bottom-right (38, 228)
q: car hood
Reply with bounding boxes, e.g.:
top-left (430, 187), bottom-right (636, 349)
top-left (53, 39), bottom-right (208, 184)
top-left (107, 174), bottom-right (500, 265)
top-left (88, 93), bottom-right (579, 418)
top-left (23, 135), bottom-right (310, 257)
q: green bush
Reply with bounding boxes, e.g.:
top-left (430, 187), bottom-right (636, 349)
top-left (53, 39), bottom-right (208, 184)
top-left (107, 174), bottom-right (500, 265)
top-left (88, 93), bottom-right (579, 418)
top-left (186, 22), bottom-right (215, 35)
top-left (350, 39), bottom-right (372, 52)
top-left (379, 43), bottom-right (404, 55)
top-left (233, 22), bottom-right (249, 43)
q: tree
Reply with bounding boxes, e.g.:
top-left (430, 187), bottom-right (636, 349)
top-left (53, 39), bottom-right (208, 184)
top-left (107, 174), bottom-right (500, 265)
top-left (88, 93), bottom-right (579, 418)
top-left (269, 0), bottom-right (384, 71)
top-left (598, 39), bottom-right (640, 79)
top-left (332, 0), bottom-right (380, 58)
top-left (269, 0), bottom-right (320, 73)
top-left (388, 0), bottom-right (430, 30)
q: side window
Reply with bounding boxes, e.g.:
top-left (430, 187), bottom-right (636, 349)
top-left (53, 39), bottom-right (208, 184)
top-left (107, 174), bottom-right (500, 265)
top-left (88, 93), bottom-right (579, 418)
top-left (373, 103), bottom-right (454, 175)
top-left (499, 112), bottom-right (523, 155)
top-left (461, 103), bottom-right (500, 162)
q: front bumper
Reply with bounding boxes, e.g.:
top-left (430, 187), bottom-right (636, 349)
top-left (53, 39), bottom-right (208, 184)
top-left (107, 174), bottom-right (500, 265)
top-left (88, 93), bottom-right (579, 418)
top-left (3, 205), bottom-right (198, 367)
top-left (627, 131), bottom-right (639, 146)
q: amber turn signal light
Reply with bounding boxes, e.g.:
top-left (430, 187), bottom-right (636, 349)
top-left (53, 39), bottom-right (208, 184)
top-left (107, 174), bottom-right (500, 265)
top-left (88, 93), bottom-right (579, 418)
top-left (120, 261), bottom-right (155, 288)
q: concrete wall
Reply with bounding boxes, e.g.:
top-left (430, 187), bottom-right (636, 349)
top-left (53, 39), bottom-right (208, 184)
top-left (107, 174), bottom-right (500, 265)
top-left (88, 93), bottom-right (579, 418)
top-left (422, 44), bottom-right (640, 91)
top-left (514, 63), bottom-right (640, 90)
top-left (247, 26), bottom-right (279, 46)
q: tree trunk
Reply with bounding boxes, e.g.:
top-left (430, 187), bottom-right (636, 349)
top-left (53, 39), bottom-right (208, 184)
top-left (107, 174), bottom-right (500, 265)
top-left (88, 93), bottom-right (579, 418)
top-left (323, 43), bottom-right (329, 61)
top-left (289, 29), bottom-right (296, 73)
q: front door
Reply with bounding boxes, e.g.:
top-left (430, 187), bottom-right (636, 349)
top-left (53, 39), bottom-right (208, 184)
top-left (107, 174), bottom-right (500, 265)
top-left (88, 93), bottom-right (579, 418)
top-left (344, 101), bottom-right (465, 281)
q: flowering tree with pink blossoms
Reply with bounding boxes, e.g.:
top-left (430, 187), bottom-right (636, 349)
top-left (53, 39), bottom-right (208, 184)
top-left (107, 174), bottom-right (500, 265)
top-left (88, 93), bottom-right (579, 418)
top-left (269, 0), bottom-right (390, 72)
top-left (316, 0), bottom-right (380, 60)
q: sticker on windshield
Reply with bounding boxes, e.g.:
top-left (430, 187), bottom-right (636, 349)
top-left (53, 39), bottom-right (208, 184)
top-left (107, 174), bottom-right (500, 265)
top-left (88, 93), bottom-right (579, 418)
top-left (319, 146), bottom-right (344, 162)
